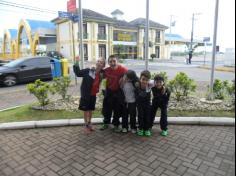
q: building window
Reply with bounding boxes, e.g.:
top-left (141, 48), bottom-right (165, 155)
top-left (84, 44), bottom-right (88, 60)
top-left (156, 31), bottom-right (161, 43)
top-left (155, 46), bottom-right (160, 58)
top-left (98, 24), bottom-right (106, 40)
top-left (113, 45), bottom-right (137, 59)
top-left (99, 44), bottom-right (106, 59)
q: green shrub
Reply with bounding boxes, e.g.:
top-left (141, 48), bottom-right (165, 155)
top-left (52, 76), bottom-right (71, 100)
top-left (168, 72), bottom-right (197, 101)
top-left (27, 79), bottom-right (54, 106)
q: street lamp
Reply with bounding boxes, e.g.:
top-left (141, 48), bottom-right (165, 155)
top-left (169, 15), bottom-right (177, 60)
top-left (189, 13), bottom-right (201, 64)
top-left (78, 0), bottom-right (84, 69)
top-left (145, 0), bottom-right (150, 70)
top-left (208, 0), bottom-right (220, 100)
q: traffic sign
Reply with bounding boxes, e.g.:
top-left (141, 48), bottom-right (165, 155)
top-left (72, 15), bottom-right (79, 22)
top-left (203, 37), bottom-right (210, 42)
top-left (58, 11), bottom-right (73, 18)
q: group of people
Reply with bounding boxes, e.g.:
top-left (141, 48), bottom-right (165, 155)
top-left (73, 55), bottom-right (171, 137)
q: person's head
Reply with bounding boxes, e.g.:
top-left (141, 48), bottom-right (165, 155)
top-left (96, 58), bottom-right (106, 71)
top-left (140, 70), bottom-right (151, 88)
top-left (126, 70), bottom-right (138, 82)
top-left (154, 75), bottom-right (165, 89)
top-left (108, 55), bottom-right (118, 69)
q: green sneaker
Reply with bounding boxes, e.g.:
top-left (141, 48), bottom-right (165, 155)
top-left (161, 130), bottom-right (168, 137)
top-left (144, 130), bottom-right (152, 137)
top-left (100, 124), bottom-right (109, 131)
top-left (137, 130), bottom-right (144, 136)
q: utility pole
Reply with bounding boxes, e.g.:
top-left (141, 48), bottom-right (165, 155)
top-left (189, 13), bottom-right (201, 64)
top-left (208, 0), bottom-right (220, 100)
top-left (145, 0), bottom-right (150, 70)
top-left (169, 15), bottom-right (175, 59)
top-left (78, 0), bottom-right (84, 69)
top-left (190, 14), bottom-right (195, 54)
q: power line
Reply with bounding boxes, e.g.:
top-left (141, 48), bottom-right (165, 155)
top-left (0, 0), bottom-right (57, 13)
top-left (0, 8), bottom-right (56, 18)
top-left (0, 0), bottom-right (57, 14)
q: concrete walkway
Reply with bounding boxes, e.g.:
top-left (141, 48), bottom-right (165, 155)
top-left (0, 125), bottom-right (235, 176)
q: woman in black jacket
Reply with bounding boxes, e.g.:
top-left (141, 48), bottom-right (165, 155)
top-left (73, 58), bottom-right (105, 132)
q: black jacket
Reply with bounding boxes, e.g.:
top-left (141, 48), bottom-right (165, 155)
top-left (73, 64), bottom-right (102, 99)
top-left (135, 86), bottom-right (151, 105)
top-left (152, 87), bottom-right (171, 105)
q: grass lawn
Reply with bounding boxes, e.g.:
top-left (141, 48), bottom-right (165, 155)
top-left (0, 105), bottom-right (234, 123)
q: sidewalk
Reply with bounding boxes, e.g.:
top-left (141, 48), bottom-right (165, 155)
top-left (0, 124), bottom-right (234, 176)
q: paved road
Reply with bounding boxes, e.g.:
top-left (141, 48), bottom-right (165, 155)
top-left (0, 125), bottom-right (235, 176)
top-left (0, 60), bottom-right (234, 110)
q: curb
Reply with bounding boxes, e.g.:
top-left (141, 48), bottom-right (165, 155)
top-left (0, 117), bottom-right (234, 130)
top-left (0, 105), bottom-right (24, 112)
top-left (199, 66), bottom-right (235, 73)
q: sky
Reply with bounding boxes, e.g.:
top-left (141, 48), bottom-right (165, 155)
top-left (0, 0), bottom-right (235, 51)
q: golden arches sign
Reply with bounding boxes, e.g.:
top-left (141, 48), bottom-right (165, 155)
top-left (1, 19), bottom-right (40, 59)
top-left (3, 30), bottom-right (11, 58)
top-left (16, 19), bottom-right (39, 58)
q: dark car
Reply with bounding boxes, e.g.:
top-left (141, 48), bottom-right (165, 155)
top-left (0, 59), bottom-right (13, 66)
top-left (0, 56), bottom-right (52, 87)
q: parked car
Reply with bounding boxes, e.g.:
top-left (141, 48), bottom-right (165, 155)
top-left (0, 56), bottom-right (52, 87)
top-left (37, 51), bottom-right (64, 59)
top-left (46, 51), bottom-right (64, 59)
top-left (0, 59), bottom-right (13, 66)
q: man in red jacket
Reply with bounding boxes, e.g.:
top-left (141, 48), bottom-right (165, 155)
top-left (100, 55), bottom-right (128, 132)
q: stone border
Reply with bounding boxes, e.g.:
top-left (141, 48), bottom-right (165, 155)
top-left (0, 117), bottom-right (234, 130)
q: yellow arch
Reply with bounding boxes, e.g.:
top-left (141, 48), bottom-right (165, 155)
top-left (11, 40), bottom-right (17, 59)
top-left (16, 19), bottom-right (40, 58)
top-left (32, 33), bottom-right (39, 56)
top-left (16, 19), bottom-right (33, 58)
top-left (3, 30), bottom-right (11, 59)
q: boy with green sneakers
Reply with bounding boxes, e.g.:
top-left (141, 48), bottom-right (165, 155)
top-left (135, 70), bottom-right (153, 137)
top-left (150, 75), bottom-right (171, 137)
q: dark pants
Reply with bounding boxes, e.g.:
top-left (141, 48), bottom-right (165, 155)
top-left (151, 100), bottom-right (168, 131)
top-left (102, 89), bottom-right (124, 127)
top-left (137, 102), bottom-right (151, 131)
top-left (122, 103), bottom-right (137, 130)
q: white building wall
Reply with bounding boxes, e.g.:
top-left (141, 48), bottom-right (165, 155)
top-left (58, 21), bottom-right (71, 59)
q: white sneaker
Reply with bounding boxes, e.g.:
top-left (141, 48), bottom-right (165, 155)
top-left (122, 128), bottom-right (128, 133)
top-left (131, 129), bottom-right (137, 134)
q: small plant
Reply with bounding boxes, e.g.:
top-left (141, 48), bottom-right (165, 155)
top-left (52, 76), bottom-right (71, 100)
top-left (27, 79), bottom-right (54, 106)
top-left (168, 72), bottom-right (197, 101)
top-left (226, 80), bottom-right (235, 104)
top-left (209, 79), bottom-right (227, 100)
top-left (150, 54), bottom-right (156, 61)
top-left (151, 72), bottom-right (168, 83)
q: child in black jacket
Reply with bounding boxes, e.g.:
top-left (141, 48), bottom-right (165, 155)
top-left (135, 70), bottom-right (153, 137)
top-left (73, 58), bottom-right (105, 132)
top-left (150, 75), bottom-right (171, 137)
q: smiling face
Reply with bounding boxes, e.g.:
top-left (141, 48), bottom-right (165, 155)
top-left (108, 57), bottom-right (118, 70)
top-left (155, 80), bottom-right (164, 89)
top-left (140, 76), bottom-right (149, 89)
top-left (96, 58), bottom-right (106, 71)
